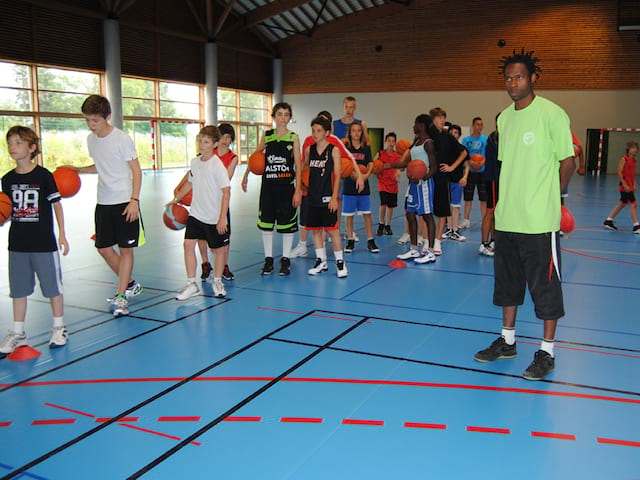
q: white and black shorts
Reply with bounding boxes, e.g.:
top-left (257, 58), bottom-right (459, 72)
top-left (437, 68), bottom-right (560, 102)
top-left (95, 203), bottom-right (145, 249)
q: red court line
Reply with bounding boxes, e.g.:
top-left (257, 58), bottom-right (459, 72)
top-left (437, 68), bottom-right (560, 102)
top-left (158, 416), bottom-right (201, 422)
top-left (597, 437), bottom-right (640, 448)
top-left (44, 402), bottom-right (95, 418)
top-left (119, 423), bottom-right (201, 446)
top-left (467, 426), bottom-right (510, 435)
top-left (280, 417), bottom-right (324, 423)
top-left (32, 419), bottom-right (76, 425)
top-left (531, 431), bottom-right (576, 441)
top-left (8, 377), bottom-right (640, 405)
top-left (404, 422), bottom-right (447, 429)
top-left (516, 341), bottom-right (640, 359)
top-left (562, 247), bottom-right (640, 266)
top-left (0, 421), bottom-right (12, 427)
top-left (342, 418), bottom-right (384, 426)
top-left (222, 416), bottom-right (262, 422)
top-left (95, 417), bottom-right (139, 423)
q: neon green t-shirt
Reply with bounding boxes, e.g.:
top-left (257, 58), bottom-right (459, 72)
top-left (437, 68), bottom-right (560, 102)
top-left (496, 96), bottom-right (574, 233)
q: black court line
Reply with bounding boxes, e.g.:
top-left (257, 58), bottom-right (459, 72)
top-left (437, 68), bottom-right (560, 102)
top-left (267, 337), bottom-right (640, 398)
top-left (0, 299), bottom-right (231, 394)
top-left (2, 310), bottom-right (320, 480)
top-left (126, 317), bottom-right (369, 479)
top-left (315, 308), bottom-right (640, 354)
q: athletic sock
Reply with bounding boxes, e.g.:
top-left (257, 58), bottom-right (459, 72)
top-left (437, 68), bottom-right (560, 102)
top-left (501, 327), bottom-right (515, 345)
top-left (13, 322), bottom-right (25, 335)
top-left (282, 233), bottom-right (294, 258)
top-left (262, 231), bottom-right (274, 258)
top-left (540, 339), bottom-right (555, 357)
top-left (53, 317), bottom-right (64, 328)
top-left (606, 217), bottom-right (613, 221)
top-left (187, 277), bottom-right (196, 284)
top-left (315, 248), bottom-right (326, 261)
top-left (334, 250), bottom-right (344, 261)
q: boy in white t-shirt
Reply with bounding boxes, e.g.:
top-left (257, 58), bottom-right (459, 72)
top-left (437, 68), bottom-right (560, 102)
top-left (75, 95), bottom-right (143, 316)
top-left (171, 126), bottom-right (231, 299)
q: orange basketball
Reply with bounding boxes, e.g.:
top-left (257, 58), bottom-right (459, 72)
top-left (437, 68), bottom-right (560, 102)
top-left (0, 192), bottom-right (12, 224)
top-left (372, 159), bottom-right (384, 175)
top-left (173, 177), bottom-right (192, 206)
top-left (163, 203), bottom-right (189, 230)
top-left (469, 154), bottom-right (486, 171)
top-left (350, 163), bottom-right (368, 181)
top-left (396, 139), bottom-right (411, 155)
top-left (301, 166), bottom-right (310, 188)
top-left (340, 157), bottom-right (354, 178)
top-left (249, 151), bottom-right (265, 175)
top-left (53, 167), bottom-right (81, 198)
top-left (407, 160), bottom-right (427, 180)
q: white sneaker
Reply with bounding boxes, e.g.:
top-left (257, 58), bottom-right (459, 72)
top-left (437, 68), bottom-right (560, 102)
top-left (449, 230), bottom-right (467, 242)
top-left (353, 232), bottom-right (359, 242)
top-left (289, 243), bottom-right (308, 258)
top-left (442, 227), bottom-right (452, 240)
top-left (414, 251), bottom-right (437, 264)
top-left (459, 219), bottom-right (471, 229)
top-left (397, 232), bottom-right (410, 244)
top-left (125, 280), bottom-right (143, 297)
top-left (479, 243), bottom-right (495, 257)
top-left (213, 279), bottom-right (226, 298)
top-left (417, 235), bottom-right (425, 245)
top-left (0, 331), bottom-right (27, 355)
top-left (49, 327), bottom-right (68, 348)
top-left (433, 239), bottom-right (442, 256)
top-left (112, 295), bottom-right (129, 316)
top-left (336, 260), bottom-right (348, 278)
top-left (308, 258), bottom-right (328, 275)
top-left (397, 249), bottom-right (420, 260)
top-left (176, 281), bottom-right (200, 301)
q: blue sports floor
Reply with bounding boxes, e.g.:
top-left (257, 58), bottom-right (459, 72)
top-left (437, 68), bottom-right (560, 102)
top-left (0, 168), bottom-right (638, 479)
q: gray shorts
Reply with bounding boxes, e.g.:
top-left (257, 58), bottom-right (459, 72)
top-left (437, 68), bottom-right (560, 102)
top-left (9, 251), bottom-right (64, 298)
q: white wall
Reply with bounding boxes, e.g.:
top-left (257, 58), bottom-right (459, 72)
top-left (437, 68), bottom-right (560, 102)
top-left (284, 90), bottom-right (640, 157)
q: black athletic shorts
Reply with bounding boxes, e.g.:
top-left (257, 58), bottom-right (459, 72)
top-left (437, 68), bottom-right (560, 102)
top-left (299, 195), bottom-right (309, 227)
top-left (95, 203), bottom-right (145, 249)
top-left (379, 191), bottom-right (398, 208)
top-left (185, 216), bottom-right (229, 249)
top-left (493, 231), bottom-right (564, 320)
top-left (464, 172), bottom-right (488, 202)
top-left (486, 180), bottom-right (499, 209)
top-left (433, 173), bottom-right (451, 217)
top-left (306, 205), bottom-right (338, 230)
top-left (258, 181), bottom-right (298, 233)
top-left (620, 191), bottom-right (636, 205)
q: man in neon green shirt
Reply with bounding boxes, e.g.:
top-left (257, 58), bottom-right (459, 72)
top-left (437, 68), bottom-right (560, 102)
top-left (474, 49), bottom-right (575, 380)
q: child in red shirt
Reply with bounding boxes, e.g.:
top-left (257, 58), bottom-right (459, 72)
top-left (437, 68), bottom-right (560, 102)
top-left (603, 140), bottom-right (639, 233)
top-left (375, 132), bottom-right (400, 236)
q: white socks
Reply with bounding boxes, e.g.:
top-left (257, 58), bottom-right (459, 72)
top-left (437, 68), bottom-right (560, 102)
top-left (540, 339), bottom-right (555, 357)
top-left (501, 327), bottom-right (515, 345)
top-left (262, 231), bottom-right (274, 258)
top-left (282, 233), bottom-right (294, 258)
top-left (13, 322), bottom-right (25, 335)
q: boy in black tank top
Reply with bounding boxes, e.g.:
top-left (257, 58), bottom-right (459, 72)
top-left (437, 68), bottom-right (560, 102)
top-left (303, 116), bottom-right (348, 278)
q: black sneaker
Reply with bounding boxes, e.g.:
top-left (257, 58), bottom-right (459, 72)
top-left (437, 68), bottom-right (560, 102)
top-left (345, 239), bottom-right (355, 253)
top-left (633, 224), bottom-right (640, 234)
top-left (523, 350), bottom-right (555, 380)
top-left (367, 239), bottom-right (380, 253)
top-left (261, 257), bottom-right (274, 275)
top-left (384, 225), bottom-right (393, 236)
top-left (474, 336), bottom-right (517, 362)
top-left (603, 219), bottom-right (618, 231)
top-left (201, 262), bottom-right (212, 281)
top-left (222, 265), bottom-right (234, 281)
top-left (376, 223), bottom-right (385, 236)
top-left (279, 257), bottom-right (291, 276)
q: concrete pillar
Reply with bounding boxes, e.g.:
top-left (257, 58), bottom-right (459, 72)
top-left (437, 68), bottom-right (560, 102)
top-left (204, 42), bottom-right (218, 125)
top-left (273, 57), bottom-right (283, 104)
top-left (103, 18), bottom-right (123, 129)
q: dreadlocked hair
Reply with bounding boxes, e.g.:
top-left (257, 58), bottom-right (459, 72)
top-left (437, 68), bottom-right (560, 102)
top-left (499, 48), bottom-right (542, 76)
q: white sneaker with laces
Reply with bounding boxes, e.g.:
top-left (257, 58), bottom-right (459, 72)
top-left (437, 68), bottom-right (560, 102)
top-left (0, 331), bottom-right (28, 355)
top-left (433, 239), bottom-right (442, 256)
top-left (417, 235), bottom-right (425, 245)
top-left (459, 219), bottom-right (471, 229)
top-left (213, 279), bottom-right (226, 298)
top-left (479, 243), bottom-right (495, 257)
top-left (49, 327), bottom-right (68, 348)
top-left (125, 280), bottom-right (143, 297)
top-left (442, 227), bottom-right (452, 240)
top-left (176, 281), bottom-right (200, 301)
top-left (289, 243), bottom-right (308, 258)
top-left (336, 260), bottom-right (348, 278)
top-left (397, 232), bottom-right (410, 244)
top-left (112, 295), bottom-right (129, 316)
top-left (308, 258), bottom-right (328, 275)
top-left (397, 249), bottom-right (420, 260)
top-left (450, 230), bottom-right (467, 242)
top-left (414, 251), bottom-right (437, 264)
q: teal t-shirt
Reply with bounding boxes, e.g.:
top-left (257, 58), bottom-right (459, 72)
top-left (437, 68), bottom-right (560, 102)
top-left (496, 96), bottom-right (574, 234)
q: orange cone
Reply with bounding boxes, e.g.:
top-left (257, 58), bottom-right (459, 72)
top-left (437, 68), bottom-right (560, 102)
top-left (7, 345), bottom-right (42, 361)
top-left (388, 259), bottom-right (407, 268)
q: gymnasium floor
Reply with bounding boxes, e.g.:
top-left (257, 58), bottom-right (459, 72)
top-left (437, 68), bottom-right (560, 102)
top-left (0, 168), bottom-right (638, 479)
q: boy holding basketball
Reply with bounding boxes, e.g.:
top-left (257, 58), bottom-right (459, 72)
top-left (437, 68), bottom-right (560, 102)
top-left (75, 95), bottom-right (143, 316)
top-left (1, 126), bottom-right (69, 356)
top-left (171, 126), bottom-right (231, 299)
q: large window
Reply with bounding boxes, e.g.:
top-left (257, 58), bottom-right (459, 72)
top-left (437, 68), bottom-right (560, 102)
top-left (0, 60), bottom-right (272, 171)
